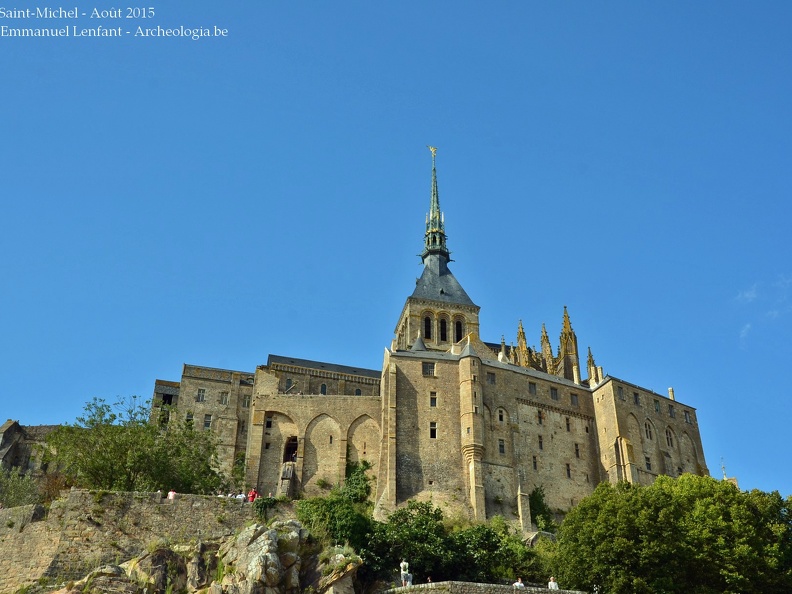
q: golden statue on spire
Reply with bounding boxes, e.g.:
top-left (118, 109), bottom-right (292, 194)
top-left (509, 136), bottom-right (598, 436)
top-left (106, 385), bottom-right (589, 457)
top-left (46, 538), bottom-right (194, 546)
top-left (427, 145), bottom-right (437, 158)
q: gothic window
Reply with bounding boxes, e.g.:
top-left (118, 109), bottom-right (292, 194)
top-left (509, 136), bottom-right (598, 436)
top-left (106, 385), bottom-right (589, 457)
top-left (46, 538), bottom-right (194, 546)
top-left (666, 429), bottom-right (674, 447)
top-left (455, 320), bottom-right (463, 342)
top-left (440, 318), bottom-right (448, 342)
top-left (422, 362), bottom-right (435, 376)
top-left (645, 422), bottom-right (653, 440)
top-left (196, 388), bottom-right (206, 403)
top-left (429, 422), bottom-right (437, 439)
top-left (424, 316), bottom-right (432, 340)
top-left (320, 383), bottom-right (327, 395)
top-left (498, 439), bottom-right (505, 454)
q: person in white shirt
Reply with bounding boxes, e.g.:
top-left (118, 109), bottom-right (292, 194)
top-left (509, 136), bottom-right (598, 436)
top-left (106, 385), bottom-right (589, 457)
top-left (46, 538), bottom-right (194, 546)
top-left (512, 577), bottom-right (525, 588)
top-left (548, 576), bottom-right (560, 590)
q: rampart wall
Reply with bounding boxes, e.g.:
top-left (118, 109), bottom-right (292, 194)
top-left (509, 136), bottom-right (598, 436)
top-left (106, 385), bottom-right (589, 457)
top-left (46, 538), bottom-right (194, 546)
top-left (0, 489), bottom-right (257, 594)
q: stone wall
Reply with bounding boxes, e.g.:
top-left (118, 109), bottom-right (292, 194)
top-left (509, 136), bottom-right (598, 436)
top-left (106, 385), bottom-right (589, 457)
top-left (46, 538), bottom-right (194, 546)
top-left (385, 580), bottom-right (586, 594)
top-left (0, 489), bottom-right (257, 594)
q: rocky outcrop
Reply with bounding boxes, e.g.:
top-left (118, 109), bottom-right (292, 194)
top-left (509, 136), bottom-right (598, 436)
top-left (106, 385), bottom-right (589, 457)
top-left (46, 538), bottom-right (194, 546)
top-left (42, 520), bottom-right (360, 594)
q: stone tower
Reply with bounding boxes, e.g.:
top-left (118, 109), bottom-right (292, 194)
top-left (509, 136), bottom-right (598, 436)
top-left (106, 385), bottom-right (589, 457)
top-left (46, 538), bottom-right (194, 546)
top-left (392, 147), bottom-right (481, 352)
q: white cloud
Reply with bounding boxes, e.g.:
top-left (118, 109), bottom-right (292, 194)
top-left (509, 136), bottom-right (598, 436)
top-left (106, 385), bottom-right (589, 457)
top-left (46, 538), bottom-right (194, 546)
top-left (736, 285), bottom-right (758, 303)
top-left (740, 323), bottom-right (752, 339)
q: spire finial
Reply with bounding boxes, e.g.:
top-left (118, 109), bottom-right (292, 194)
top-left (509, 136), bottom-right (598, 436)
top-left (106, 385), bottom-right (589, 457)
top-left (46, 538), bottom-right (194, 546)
top-left (421, 146), bottom-right (449, 262)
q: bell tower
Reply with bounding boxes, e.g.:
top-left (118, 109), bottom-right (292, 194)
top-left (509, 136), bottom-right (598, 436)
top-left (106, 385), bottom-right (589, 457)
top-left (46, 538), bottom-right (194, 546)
top-left (392, 147), bottom-right (480, 351)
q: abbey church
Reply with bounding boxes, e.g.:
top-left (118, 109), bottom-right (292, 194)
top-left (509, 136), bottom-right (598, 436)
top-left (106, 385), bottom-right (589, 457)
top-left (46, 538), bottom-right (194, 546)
top-left (152, 150), bottom-right (708, 528)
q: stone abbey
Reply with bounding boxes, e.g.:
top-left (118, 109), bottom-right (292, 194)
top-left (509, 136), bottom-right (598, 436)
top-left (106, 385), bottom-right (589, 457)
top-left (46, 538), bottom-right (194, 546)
top-left (152, 150), bottom-right (709, 527)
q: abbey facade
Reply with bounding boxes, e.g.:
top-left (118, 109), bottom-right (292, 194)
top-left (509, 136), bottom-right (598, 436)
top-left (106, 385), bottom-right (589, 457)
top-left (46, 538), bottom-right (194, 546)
top-left (152, 151), bottom-right (708, 528)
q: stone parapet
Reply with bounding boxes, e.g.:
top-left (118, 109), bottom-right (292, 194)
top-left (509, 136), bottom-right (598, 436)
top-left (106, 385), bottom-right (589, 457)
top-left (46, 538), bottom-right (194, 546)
top-left (385, 581), bottom-right (586, 594)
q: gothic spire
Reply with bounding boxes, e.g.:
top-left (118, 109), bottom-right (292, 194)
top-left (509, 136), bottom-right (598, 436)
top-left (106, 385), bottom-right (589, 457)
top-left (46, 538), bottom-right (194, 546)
top-left (422, 146), bottom-right (449, 262)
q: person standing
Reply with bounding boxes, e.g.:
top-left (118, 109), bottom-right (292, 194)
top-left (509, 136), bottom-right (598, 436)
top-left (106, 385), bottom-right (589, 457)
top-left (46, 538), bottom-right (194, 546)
top-left (548, 576), bottom-right (560, 590)
top-left (400, 559), bottom-right (409, 587)
top-left (512, 577), bottom-right (525, 588)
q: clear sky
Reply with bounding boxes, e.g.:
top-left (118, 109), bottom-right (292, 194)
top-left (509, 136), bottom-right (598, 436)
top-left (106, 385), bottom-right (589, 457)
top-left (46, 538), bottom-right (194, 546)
top-left (2, 2), bottom-right (791, 497)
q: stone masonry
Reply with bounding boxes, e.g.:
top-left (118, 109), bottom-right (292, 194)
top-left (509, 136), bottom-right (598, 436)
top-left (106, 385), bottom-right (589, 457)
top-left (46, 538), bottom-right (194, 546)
top-left (0, 489), bottom-right (256, 594)
top-left (150, 150), bottom-right (708, 528)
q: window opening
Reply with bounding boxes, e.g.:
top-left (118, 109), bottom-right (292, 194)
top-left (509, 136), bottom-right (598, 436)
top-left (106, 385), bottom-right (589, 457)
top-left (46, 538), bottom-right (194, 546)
top-left (283, 437), bottom-right (298, 463)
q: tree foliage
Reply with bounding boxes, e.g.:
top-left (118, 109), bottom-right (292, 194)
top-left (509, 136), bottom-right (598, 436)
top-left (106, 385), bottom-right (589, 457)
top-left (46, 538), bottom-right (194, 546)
top-left (295, 461), bottom-right (375, 552)
top-left (528, 485), bottom-right (558, 533)
top-left (554, 474), bottom-right (792, 594)
top-left (0, 469), bottom-right (41, 507)
top-left (45, 397), bottom-right (225, 494)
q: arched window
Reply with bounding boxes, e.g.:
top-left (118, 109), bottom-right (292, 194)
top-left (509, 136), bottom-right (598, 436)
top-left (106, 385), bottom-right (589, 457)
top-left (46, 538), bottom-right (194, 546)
top-left (424, 316), bottom-right (432, 339)
top-left (455, 320), bottom-right (464, 342)
top-left (645, 422), bottom-right (653, 440)
top-left (440, 319), bottom-right (448, 342)
top-left (666, 429), bottom-right (674, 447)
top-left (320, 383), bottom-right (327, 395)
top-left (355, 388), bottom-right (362, 396)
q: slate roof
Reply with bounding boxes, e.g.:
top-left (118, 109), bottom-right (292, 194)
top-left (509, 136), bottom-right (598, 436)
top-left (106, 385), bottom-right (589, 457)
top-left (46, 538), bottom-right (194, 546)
top-left (267, 355), bottom-right (381, 379)
top-left (411, 253), bottom-right (476, 306)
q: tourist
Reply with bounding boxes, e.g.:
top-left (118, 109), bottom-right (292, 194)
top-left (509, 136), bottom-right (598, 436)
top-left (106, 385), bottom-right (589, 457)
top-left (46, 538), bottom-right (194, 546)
top-left (513, 577), bottom-right (525, 589)
top-left (167, 488), bottom-right (176, 500)
top-left (248, 487), bottom-right (259, 502)
top-left (399, 559), bottom-right (409, 587)
top-left (548, 576), bottom-right (560, 590)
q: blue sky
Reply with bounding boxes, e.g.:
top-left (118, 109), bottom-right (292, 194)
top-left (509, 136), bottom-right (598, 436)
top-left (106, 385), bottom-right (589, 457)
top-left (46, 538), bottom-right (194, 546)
top-left (2, 2), bottom-right (791, 496)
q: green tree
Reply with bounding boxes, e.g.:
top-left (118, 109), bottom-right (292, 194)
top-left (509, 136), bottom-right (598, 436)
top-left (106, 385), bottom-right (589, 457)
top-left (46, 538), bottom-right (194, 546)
top-left (0, 469), bottom-right (41, 507)
top-left (529, 485), bottom-right (558, 533)
top-left (365, 500), bottom-right (455, 582)
top-left (45, 397), bottom-right (225, 494)
top-left (554, 475), bottom-right (792, 594)
top-left (294, 461), bottom-right (375, 551)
